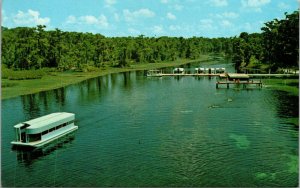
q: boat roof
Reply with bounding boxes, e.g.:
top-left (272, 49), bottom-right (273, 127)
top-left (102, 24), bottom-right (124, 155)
top-left (227, 73), bottom-right (250, 79)
top-left (16, 112), bottom-right (75, 134)
top-left (14, 123), bottom-right (24, 128)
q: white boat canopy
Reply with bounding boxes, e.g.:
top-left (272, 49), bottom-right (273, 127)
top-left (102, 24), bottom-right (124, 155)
top-left (18, 112), bottom-right (75, 134)
top-left (227, 73), bottom-right (250, 79)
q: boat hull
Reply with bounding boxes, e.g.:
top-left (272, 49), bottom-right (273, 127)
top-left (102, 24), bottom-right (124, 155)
top-left (11, 126), bottom-right (78, 148)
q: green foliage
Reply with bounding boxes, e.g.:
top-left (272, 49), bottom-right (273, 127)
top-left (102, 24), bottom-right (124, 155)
top-left (78, 64), bottom-right (100, 72)
top-left (232, 11), bottom-right (299, 72)
top-left (262, 11), bottom-right (299, 68)
top-left (2, 26), bottom-right (232, 71)
top-left (2, 65), bottom-right (13, 79)
top-left (2, 82), bottom-right (18, 88)
top-left (5, 69), bottom-right (45, 80)
top-left (247, 55), bottom-right (261, 68)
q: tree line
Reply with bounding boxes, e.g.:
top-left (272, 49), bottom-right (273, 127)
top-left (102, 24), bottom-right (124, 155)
top-left (232, 10), bottom-right (299, 72)
top-left (1, 10), bottom-right (298, 72)
top-left (1, 25), bottom-right (232, 71)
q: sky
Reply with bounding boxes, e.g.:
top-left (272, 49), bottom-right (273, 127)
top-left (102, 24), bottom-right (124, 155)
top-left (2, 0), bottom-right (299, 38)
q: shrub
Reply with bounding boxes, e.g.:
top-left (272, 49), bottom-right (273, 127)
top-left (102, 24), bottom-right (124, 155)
top-left (7, 69), bottom-right (45, 80)
top-left (2, 68), bottom-right (13, 79)
top-left (78, 64), bottom-right (99, 72)
top-left (2, 82), bottom-right (18, 88)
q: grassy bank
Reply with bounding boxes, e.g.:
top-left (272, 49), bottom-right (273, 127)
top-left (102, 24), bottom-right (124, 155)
top-left (263, 78), bottom-right (299, 96)
top-left (2, 57), bottom-right (209, 100)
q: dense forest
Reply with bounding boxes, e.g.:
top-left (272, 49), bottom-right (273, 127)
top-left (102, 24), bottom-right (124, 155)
top-left (1, 26), bottom-right (232, 71)
top-left (232, 10), bottom-right (299, 72)
top-left (1, 10), bottom-right (298, 72)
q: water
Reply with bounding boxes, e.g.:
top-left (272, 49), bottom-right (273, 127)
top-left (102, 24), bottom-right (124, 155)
top-left (2, 62), bottom-right (299, 187)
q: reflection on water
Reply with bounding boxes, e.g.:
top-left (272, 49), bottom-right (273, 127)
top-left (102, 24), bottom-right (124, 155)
top-left (20, 87), bottom-right (67, 120)
top-left (21, 94), bottom-right (42, 119)
top-left (15, 134), bottom-right (76, 166)
top-left (1, 60), bottom-right (298, 187)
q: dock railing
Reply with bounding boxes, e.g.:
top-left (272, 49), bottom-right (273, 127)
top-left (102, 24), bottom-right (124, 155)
top-left (216, 80), bottom-right (262, 89)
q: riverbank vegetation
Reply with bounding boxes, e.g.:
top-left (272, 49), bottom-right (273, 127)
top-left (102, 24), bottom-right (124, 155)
top-left (232, 10), bottom-right (299, 72)
top-left (2, 57), bottom-right (209, 99)
top-left (263, 78), bottom-right (299, 96)
top-left (1, 25), bottom-right (232, 71)
top-left (1, 10), bottom-right (298, 99)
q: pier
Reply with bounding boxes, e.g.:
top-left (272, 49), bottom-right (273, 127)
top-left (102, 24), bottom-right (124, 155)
top-left (146, 73), bottom-right (297, 77)
top-left (216, 80), bottom-right (263, 89)
top-left (146, 69), bottom-right (297, 89)
top-left (146, 69), bottom-right (297, 78)
top-left (147, 73), bottom-right (221, 77)
top-left (248, 73), bottom-right (298, 78)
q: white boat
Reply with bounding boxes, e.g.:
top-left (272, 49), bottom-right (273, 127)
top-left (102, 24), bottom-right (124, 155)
top-left (195, 68), bottom-right (205, 74)
top-left (147, 69), bottom-right (162, 77)
top-left (11, 112), bottom-right (78, 148)
top-left (205, 68), bottom-right (210, 73)
top-left (173, 68), bottom-right (185, 74)
top-left (216, 68), bottom-right (226, 73)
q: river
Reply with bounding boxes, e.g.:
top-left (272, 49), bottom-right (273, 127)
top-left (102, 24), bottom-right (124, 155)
top-left (1, 61), bottom-right (299, 187)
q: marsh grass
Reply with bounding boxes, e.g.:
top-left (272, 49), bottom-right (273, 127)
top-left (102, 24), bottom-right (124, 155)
top-left (2, 67), bottom-right (47, 80)
top-left (2, 58), bottom-right (207, 99)
top-left (1, 82), bottom-right (18, 88)
top-left (8, 70), bottom-right (45, 80)
top-left (263, 78), bottom-right (299, 96)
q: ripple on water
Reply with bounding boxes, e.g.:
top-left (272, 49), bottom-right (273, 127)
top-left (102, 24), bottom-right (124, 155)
top-left (229, 133), bottom-right (250, 149)
top-left (1, 71), bottom-right (298, 187)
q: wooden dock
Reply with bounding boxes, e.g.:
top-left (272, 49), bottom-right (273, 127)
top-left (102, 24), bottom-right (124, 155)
top-left (248, 73), bottom-right (298, 78)
top-left (147, 73), bottom-right (297, 78)
top-left (216, 81), bottom-right (262, 89)
top-left (147, 73), bottom-right (222, 77)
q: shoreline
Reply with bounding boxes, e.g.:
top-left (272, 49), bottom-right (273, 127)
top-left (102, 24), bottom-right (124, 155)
top-left (2, 57), bottom-right (210, 100)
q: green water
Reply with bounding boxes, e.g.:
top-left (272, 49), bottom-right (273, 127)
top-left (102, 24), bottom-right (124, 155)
top-left (2, 63), bottom-right (299, 187)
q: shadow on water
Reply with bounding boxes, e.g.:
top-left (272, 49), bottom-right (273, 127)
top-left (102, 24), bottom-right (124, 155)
top-left (20, 87), bottom-right (67, 120)
top-left (13, 133), bottom-right (76, 166)
top-left (21, 94), bottom-right (42, 119)
top-left (75, 72), bottom-right (136, 104)
top-left (173, 75), bottom-right (183, 81)
top-left (122, 72), bottom-right (132, 90)
top-left (272, 90), bottom-right (299, 118)
top-left (54, 87), bottom-right (66, 105)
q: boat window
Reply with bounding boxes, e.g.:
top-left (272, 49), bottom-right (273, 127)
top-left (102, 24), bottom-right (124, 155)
top-left (67, 120), bottom-right (74, 125)
top-left (49, 127), bottom-right (55, 132)
top-left (28, 134), bottom-right (41, 142)
top-left (42, 130), bottom-right (48, 135)
top-left (21, 132), bottom-right (26, 142)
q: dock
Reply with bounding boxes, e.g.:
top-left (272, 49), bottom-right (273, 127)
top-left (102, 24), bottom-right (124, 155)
top-left (146, 69), bottom-right (296, 90)
top-left (147, 73), bottom-right (221, 77)
top-left (248, 74), bottom-right (298, 78)
top-left (146, 73), bottom-right (297, 78)
top-left (216, 81), bottom-right (263, 89)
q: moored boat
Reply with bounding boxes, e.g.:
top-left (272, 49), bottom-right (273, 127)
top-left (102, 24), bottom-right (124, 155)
top-left (173, 68), bottom-right (185, 74)
top-left (147, 69), bottom-right (162, 77)
top-left (195, 67), bottom-right (205, 74)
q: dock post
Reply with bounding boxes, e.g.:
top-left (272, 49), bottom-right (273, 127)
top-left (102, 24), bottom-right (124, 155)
top-left (216, 83), bottom-right (218, 89)
top-left (227, 83), bottom-right (229, 89)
